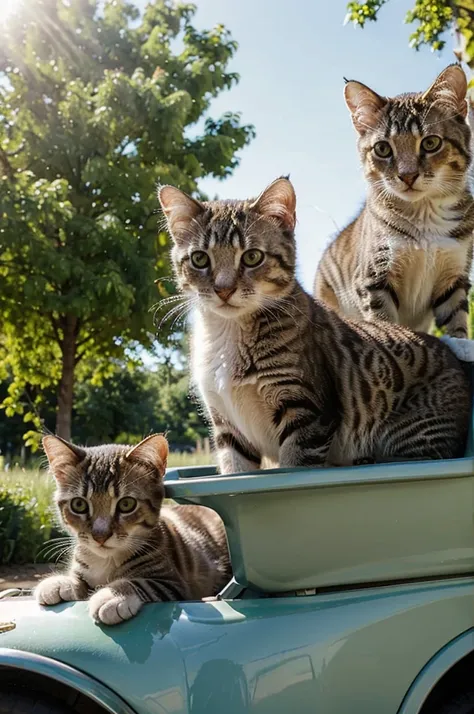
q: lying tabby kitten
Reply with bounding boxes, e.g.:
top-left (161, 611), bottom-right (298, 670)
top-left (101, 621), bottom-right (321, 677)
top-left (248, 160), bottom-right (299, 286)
top-left (159, 177), bottom-right (469, 471)
top-left (315, 64), bottom-right (474, 338)
top-left (36, 434), bottom-right (230, 625)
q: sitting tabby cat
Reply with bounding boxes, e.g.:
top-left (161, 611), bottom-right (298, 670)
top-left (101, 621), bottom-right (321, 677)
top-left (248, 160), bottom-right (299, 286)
top-left (314, 64), bottom-right (474, 338)
top-left (36, 434), bottom-right (230, 625)
top-left (158, 177), bottom-right (470, 471)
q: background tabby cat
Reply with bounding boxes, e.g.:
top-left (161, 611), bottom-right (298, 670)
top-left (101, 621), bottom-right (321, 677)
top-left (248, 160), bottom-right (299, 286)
top-left (159, 177), bottom-right (470, 472)
top-left (36, 434), bottom-right (230, 625)
top-left (314, 64), bottom-right (474, 338)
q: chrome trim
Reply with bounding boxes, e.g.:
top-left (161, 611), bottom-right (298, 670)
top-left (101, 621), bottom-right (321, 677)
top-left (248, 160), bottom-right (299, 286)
top-left (0, 648), bottom-right (137, 714)
top-left (0, 589), bottom-right (28, 600)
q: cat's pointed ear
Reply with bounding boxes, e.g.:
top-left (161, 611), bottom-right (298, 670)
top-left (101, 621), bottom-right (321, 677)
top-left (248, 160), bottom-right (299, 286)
top-left (251, 177), bottom-right (296, 231)
top-left (421, 64), bottom-right (468, 118)
top-left (344, 79), bottom-right (387, 135)
top-left (158, 185), bottom-right (204, 244)
top-left (125, 434), bottom-right (168, 474)
top-left (42, 435), bottom-right (85, 482)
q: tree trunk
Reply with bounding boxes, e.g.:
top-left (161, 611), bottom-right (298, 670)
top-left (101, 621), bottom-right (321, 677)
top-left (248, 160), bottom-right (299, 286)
top-left (55, 315), bottom-right (78, 441)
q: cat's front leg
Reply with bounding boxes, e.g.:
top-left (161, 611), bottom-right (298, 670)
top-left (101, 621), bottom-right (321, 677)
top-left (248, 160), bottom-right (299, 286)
top-left (275, 400), bottom-right (336, 468)
top-left (35, 573), bottom-right (88, 606)
top-left (89, 579), bottom-right (145, 625)
top-left (433, 275), bottom-right (470, 338)
top-left (358, 275), bottom-right (399, 324)
top-left (211, 411), bottom-right (261, 474)
top-left (89, 577), bottom-right (184, 625)
top-left (357, 249), bottom-right (399, 324)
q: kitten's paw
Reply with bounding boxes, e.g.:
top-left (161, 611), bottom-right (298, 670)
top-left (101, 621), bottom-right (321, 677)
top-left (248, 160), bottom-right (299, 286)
top-left (35, 575), bottom-right (84, 606)
top-left (89, 587), bottom-right (143, 625)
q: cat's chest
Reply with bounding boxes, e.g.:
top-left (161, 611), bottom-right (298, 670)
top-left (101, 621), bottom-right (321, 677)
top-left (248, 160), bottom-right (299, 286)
top-left (194, 325), bottom-right (259, 409)
top-left (192, 315), bottom-right (274, 452)
top-left (80, 554), bottom-right (118, 588)
top-left (389, 237), bottom-right (468, 328)
top-left (379, 197), bottom-right (468, 279)
top-left (409, 200), bottom-right (462, 239)
top-left (192, 317), bottom-right (254, 390)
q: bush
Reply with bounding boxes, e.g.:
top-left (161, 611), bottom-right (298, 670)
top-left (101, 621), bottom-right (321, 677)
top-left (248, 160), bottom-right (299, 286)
top-left (0, 470), bottom-right (59, 565)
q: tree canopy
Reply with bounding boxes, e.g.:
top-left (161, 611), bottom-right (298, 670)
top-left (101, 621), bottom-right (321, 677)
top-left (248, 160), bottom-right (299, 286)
top-left (346, 1), bottom-right (474, 66)
top-left (73, 357), bottom-right (207, 448)
top-left (0, 0), bottom-right (255, 446)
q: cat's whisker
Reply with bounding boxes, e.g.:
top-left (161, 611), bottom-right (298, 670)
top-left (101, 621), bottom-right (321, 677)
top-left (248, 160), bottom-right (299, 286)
top-left (36, 541), bottom-right (75, 562)
top-left (156, 297), bottom-right (197, 330)
top-left (150, 294), bottom-right (186, 313)
top-left (152, 295), bottom-right (189, 322)
top-left (170, 311), bottom-right (194, 331)
top-left (273, 295), bottom-right (319, 327)
top-left (423, 104), bottom-right (465, 129)
top-left (166, 299), bottom-right (198, 331)
top-left (259, 303), bottom-right (283, 331)
top-left (54, 545), bottom-right (75, 564)
top-left (243, 213), bottom-right (265, 238)
top-left (118, 470), bottom-right (156, 491)
top-left (35, 536), bottom-right (74, 559)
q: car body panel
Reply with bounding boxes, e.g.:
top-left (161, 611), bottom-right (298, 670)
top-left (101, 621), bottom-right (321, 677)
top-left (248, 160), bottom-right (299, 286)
top-left (164, 459), bottom-right (474, 594)
top-left (0, 579), bottom-right (473, 714)
top-left (398, 631), bottom-right (474, 714)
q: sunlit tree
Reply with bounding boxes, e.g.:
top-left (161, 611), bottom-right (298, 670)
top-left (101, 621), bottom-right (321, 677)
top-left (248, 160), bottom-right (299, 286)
top-left (0, 0), bottom-right (255, 444)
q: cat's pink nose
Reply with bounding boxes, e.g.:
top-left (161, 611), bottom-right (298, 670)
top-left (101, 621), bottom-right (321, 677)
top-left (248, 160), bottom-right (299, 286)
top-left (214, 287), bottom-right (236, 302)
top-left (398, 172), bottom-right (419, 188)
top-left (92, 533), bottom-right (109, 545)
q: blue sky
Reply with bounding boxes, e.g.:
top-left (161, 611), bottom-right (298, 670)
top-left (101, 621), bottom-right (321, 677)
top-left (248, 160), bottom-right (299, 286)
top-left (183, 0), bottom-right (458, 292)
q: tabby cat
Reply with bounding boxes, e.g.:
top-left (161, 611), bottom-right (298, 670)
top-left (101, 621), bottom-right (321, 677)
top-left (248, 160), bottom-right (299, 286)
top-left (35, 434), bottom-right (230, 625)
top-left (314, 64), bottom-right (474, 338)
top-left (158, 177), bottom-right (470, 472)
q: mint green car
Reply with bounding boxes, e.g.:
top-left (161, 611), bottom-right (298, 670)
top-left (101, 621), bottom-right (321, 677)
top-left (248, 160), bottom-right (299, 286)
top-left (0, 454), bottom-right (473, 714)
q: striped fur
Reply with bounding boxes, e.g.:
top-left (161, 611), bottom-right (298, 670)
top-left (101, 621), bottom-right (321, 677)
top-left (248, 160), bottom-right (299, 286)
top-left (36, 434), bottom-right (230, 625)
top-left (159, 178), bottom-right (470, 472)
top-left (315, 64), bottom-right (474, 338)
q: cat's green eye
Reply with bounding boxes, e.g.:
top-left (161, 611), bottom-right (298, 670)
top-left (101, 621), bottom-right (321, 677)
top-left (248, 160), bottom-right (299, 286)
top-left (70, 497), bottom-right (88, 515)
top-left (373, 141), bottom-right (393, 159)
top-left (191, 251), bottom-right (210, 269)
top-left (241, 249), bottom-right (264, 268)
top-left (421, 135), bottom-right (442, 153)
top-left (117, 497), bottom-right (137, 514)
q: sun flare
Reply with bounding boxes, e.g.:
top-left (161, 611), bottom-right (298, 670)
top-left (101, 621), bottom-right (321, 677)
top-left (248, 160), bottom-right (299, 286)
top-left (1, 0), bottom-right (26, 25)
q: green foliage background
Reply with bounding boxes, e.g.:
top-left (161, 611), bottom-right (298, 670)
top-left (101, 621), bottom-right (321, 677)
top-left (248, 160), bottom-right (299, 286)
top-left (346, 0), bottom-right (474, 63)
top-left (0, 476), bottom-right (56, 565)
top-left (0, 0), bottom-right (254, 451)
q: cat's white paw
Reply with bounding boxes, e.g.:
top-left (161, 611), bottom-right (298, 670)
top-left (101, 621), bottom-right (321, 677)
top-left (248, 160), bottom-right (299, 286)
top-left (35, 575), bottom-right (83, 606)
top-left (89, 586), bottom-right (143, 625)
top-left (441, 336), bottom-right (474, 362)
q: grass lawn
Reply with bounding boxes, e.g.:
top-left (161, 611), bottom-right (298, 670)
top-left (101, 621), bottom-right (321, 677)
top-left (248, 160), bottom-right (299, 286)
top-left (167, 451), bottom-right (214, 468)
top-left (0, 449), bottom-right (213, 506)
top-left (0, 449), bottom-right (213, 491)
